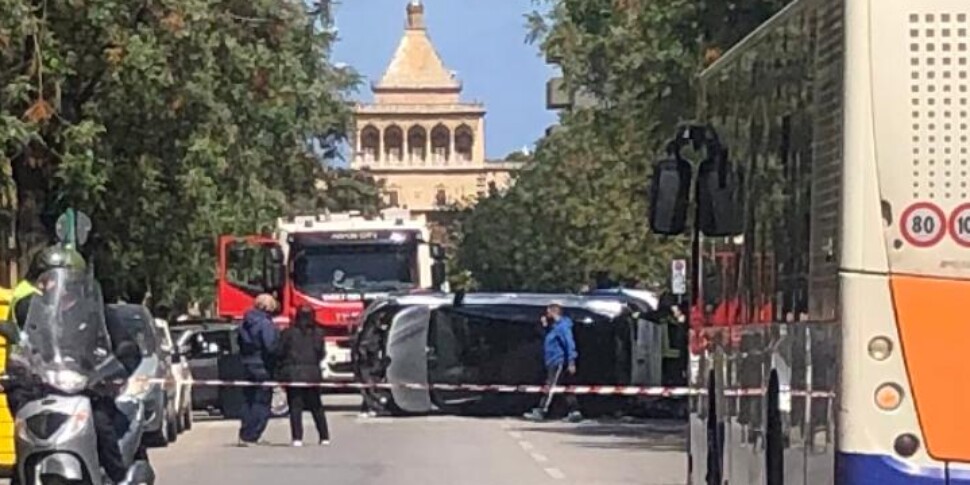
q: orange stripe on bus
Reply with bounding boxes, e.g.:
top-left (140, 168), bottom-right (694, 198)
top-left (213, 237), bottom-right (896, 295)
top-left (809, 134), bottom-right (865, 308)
top-left (891, 275), bottom-right (970, 462)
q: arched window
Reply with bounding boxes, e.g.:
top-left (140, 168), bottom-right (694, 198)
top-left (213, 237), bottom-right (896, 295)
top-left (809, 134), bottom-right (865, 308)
top-left (435, 187), bottom-right (448, 207)
top-left (431, 124), bottom-right (451, 164)
top-left (360, 125), bottom-right (380, 163)
top-left (455, 124), bottom-right (474, 162)
top-left (407, 126), bottom-right (427, 162)
top-left (386, 185), bottom-right (401, 207)
top-left (384, 125), bottom-right (403, 163)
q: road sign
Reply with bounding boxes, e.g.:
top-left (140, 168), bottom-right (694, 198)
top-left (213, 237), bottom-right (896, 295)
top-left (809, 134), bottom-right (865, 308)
top-left (55, 209), bottom-right (92, 247)
top-left (900, 202), bottom-right (946, 248)
top-left (671, 259), bottom-right (687, 295)
top-left (949, 203), bottom-right (970, 248)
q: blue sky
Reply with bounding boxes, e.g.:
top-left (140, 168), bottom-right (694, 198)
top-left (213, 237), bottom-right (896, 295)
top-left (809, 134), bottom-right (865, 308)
top-left (332, 0), bottom-right (557, 159)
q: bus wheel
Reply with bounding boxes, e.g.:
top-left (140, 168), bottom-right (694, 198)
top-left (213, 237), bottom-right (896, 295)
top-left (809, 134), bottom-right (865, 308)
top-left (766, 370), bottom-right (784, 485)
top-left (705, 373), bottom-right (723, 485)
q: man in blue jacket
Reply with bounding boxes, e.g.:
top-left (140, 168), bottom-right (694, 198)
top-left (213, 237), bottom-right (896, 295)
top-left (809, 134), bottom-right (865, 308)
top-left (237, 294), bottom-right (280, 446)
top-left (524, 304), bottom-right (583, 422)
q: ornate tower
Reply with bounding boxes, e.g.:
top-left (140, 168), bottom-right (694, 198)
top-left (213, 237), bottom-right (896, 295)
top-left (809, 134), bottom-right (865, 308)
top-left (351, 1), bottom-right (516, 215)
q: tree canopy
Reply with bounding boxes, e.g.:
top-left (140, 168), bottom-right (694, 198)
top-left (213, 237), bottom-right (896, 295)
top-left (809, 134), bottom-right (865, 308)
top-left (453, 0), bottom-right (787, 292)
top-left (0, 0), bottom-right (373, 310)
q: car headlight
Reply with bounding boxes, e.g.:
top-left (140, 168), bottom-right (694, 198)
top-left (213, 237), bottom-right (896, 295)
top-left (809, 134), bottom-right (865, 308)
top-left (44, 370), bottom-right (88, 394)
top-left (123, 376), bottom-right (152, 398)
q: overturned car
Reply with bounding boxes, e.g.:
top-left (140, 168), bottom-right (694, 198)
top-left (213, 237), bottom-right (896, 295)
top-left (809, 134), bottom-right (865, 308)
top-left (352, 293), bottom-right (670, 416)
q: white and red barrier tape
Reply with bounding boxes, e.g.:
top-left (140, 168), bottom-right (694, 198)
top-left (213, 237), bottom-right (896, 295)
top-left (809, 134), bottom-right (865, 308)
top-left (139, 378), bottom-right (836, 399)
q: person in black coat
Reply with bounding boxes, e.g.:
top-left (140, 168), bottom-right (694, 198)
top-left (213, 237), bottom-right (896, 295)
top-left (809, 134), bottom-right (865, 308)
top-left (277, 305), bottom-right (330, 446)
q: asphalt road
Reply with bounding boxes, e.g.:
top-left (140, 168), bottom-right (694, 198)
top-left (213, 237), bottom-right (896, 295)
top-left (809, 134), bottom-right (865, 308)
top-left (152, 395), bottom-right (687, 485)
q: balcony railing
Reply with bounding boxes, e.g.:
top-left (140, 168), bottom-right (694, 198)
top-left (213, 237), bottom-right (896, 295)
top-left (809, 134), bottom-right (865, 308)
top-left (354, 151), bottom-right (477, 167)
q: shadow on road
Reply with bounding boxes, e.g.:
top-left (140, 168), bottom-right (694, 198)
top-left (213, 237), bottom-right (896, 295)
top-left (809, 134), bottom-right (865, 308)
top-left (514, 419), bottom-right (687, 452)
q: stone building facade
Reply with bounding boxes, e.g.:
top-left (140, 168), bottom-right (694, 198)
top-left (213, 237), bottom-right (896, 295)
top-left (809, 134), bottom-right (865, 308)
top-left (351, 0), bottom-right (520, 216)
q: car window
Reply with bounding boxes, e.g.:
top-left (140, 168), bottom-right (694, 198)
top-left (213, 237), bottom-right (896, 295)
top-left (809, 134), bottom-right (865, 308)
top-left (118, 309), bottom-right (159, 357)
top-left (188, 329), bottom-right (233, 358)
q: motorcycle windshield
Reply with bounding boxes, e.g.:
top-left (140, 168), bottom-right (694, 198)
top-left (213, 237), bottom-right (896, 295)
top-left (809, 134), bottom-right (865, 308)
top-left (20, 268), bottom-right (112, 380)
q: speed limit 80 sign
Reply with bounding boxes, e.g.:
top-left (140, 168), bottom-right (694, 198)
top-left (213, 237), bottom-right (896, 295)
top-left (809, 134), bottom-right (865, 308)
top-left (900, 202), bottom-right (947, 248)
top-left (950, 203), bottom-right (970, 248)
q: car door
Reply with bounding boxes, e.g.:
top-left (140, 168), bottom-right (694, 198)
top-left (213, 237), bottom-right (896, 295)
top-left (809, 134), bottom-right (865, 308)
top-left (183, 328), bottom-right (224, 412)
top-left (142, 309), bottom-right (175, 403)
top-left (385, 305), bottom-right (432, 413)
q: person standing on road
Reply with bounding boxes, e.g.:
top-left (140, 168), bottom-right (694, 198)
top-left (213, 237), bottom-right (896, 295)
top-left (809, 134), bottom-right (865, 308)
top-left (277, 305), bottom-right (331, 447)
top-left (237, 294), bottom-right (280, 446)
top-left (524, 304), bottom-right (583, 422)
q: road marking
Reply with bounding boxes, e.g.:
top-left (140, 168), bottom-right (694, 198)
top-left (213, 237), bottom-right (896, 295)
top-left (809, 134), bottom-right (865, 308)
top-left (530, 452), bottom-right (548, 463)
top-left (508, 431), bottom-right (523, 439)
top-left (544, 467), bottom-right (566, 480)
top-left (518, 440), bottom-right (534, 451)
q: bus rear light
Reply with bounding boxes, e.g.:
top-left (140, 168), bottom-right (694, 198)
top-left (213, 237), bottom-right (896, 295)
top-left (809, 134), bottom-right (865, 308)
top-left (893, 433), bottom-right (920, 458)
top-left (875, 383), bottom-right (904, 411)
top-left (867, 336), bottom-right (894, 361)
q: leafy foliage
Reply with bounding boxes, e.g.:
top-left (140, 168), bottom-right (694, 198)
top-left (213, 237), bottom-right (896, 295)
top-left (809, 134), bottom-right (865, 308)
top-left (453, 0), bottom-right (787, 292)
top-left (0, 0), bottom-right (366, 310)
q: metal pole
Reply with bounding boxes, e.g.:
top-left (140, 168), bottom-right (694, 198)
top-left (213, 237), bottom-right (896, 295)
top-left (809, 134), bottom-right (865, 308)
top-left (65, 208), bottom-right (77, 249)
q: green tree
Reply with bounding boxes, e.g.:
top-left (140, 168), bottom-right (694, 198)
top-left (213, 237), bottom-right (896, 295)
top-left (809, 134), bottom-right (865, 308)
top-left (0, 0), bottom-right (360, 310)
top-left (503, 149), bottom-right (532, 163)
top-left (453, 0), bottom-right (787, 292)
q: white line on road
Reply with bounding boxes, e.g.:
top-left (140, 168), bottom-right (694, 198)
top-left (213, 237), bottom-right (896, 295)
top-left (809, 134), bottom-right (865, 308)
top-left (530, 452), bottom-right (548, 463)
top-left (518, 440), bottom-right (535, 451)
top-left (508, 431), bottom-right (523, 439)
top-left (544, 467), bottom-right (566, 480)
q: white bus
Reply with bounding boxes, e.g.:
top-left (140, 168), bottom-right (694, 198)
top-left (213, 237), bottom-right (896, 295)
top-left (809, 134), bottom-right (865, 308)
top-left (649, 0), bottom-right (970, 483)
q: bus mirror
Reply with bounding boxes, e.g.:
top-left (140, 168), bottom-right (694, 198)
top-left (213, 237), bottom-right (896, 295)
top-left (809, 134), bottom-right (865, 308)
top-left (648, 156), bottom-right (692, 235)
top-left (696, 155), bottom-right (744, 237)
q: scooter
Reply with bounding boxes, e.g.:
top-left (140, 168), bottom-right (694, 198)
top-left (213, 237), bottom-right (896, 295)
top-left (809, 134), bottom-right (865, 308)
top-left (12, 267), bottom-right (155, 485)
top-left (14, 355), bottom-right (155, 485)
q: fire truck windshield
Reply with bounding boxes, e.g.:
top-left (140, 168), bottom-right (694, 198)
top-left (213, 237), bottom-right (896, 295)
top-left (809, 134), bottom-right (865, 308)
top-left (291, 243), bottom-right (417, 295)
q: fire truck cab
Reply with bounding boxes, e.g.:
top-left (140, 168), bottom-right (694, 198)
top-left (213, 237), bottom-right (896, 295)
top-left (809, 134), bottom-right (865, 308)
top-left (216, 208), bottom-right (446, 380)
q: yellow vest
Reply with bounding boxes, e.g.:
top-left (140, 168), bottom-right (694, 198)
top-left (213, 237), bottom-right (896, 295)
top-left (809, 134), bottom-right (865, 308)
top-left (10, 280), bottom-right (39, 325)
top-left (0, 286), bottom-right (14, 469)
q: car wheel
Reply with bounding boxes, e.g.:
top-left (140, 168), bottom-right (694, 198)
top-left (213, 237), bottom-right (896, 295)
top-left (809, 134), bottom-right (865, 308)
top-left (145, 402), bottom-right (170, 448)
top-left (175, 405), bottom-right (184, 434)
top-left (167, 406), bottom-right (179, 443)
top-left (183, 405), bottom-right (193, 431)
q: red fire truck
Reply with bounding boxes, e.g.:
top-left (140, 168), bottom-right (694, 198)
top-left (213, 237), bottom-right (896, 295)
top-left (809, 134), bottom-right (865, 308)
top-left (215, 208), bottom-right (445, 380)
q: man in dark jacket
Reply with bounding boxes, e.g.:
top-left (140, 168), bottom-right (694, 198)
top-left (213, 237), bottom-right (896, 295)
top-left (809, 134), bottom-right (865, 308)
top-left (277, 305), bottom-right (330, 447)
top-left (524, 304), bottom-right (582, 422)
top-left (236, 294), bottom-right (279, 446)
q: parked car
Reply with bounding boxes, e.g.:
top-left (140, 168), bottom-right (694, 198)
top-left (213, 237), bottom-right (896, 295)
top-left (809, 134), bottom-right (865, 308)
top-left (154, 318), bottom-right (193, 433)
top-left (171, 320), bottom-right (246, 419)
top-left (172, 319), bottom-right (289, 419)
top-left (107, 303), bottom-right (179, 447)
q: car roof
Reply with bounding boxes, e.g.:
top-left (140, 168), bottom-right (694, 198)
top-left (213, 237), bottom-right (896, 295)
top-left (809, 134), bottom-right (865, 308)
top-left (585, 288), bottom-right (660, 311)
top-left (170, 320), bottom-right (236, 334)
